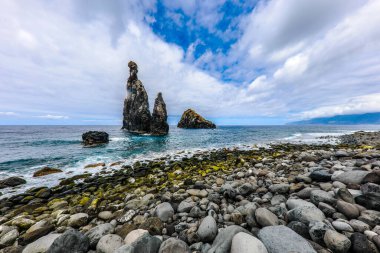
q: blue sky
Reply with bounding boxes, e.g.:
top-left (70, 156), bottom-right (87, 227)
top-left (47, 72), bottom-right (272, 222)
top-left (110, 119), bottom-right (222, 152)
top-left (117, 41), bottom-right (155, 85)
top-left (1, 0), bottom-right (380, 125)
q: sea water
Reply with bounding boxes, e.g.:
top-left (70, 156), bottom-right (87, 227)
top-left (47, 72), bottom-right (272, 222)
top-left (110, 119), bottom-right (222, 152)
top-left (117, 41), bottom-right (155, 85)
top-left (0, 125), bottom-right (379, 197)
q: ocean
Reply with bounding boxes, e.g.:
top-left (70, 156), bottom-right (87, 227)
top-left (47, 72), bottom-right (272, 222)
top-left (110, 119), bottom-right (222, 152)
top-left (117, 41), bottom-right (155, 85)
top-left (1, 125), bottom-right (380, 197)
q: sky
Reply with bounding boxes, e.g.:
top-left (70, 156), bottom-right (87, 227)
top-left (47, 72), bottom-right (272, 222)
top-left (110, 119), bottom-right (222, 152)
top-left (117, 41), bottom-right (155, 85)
top-left (1, 0), bottom-right (380, 125)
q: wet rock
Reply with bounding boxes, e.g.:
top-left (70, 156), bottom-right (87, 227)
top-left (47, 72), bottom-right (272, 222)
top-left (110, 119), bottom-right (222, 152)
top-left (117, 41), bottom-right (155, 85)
top-left (355, 192), bottom-right (380, 211)
top-left (33, 167), bottom-right (62, 177)
top-left (47, 229), bottom-right (89, 253)
top-left (23, 233), bottom-right (61, 253)
top-left (68, 213), bottom-right (88, 228)
top-left (150, 92), bottom-right (169, 136)
top-left (255, 208), bottom-right (279, 227)
top-left (158, 237), bottom-right (190, 253)
top-left (177, 109), bottom-right (216, 129)
top-left (207, 225), bottom-right (249, 253)
top-left (84, 223), bottom-right (114, 249)
top-left (96, 234), bottom-right (124, 253)
top-left (197, 216), bottom-right (218, 242)
top-left (324, 229), bottom-right (351, 253)
top-left (154, 202), bottom-right (174, 222)
top-left (231, 232), bottom-right (268, 253)
top-left (20, 220), bottom-right (53, 244)
top-left (0, 177), bottom-right (26, 189)
top-left (257, 225), bottom-right (316, 253)
top-left (82, 131), bottom-right (109, 146)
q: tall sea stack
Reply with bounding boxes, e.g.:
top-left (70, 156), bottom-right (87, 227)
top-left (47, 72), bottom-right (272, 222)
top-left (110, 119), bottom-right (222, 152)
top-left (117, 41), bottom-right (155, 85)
top-left (151, 92), bottom-right (169, 136)
top-left (122, 61), bottom-right (169, 135)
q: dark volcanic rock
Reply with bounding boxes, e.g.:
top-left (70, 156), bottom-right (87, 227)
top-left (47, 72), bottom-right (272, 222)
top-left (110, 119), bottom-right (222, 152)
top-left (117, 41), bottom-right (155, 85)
top-left (350, 232), bottom-right (370, 253)
top-left (355, 192), bottom-right (380, 211)
top-left (309, 170), bottom-right (332, 182)
top-left (0, 177), bottom-right (26, 189)
top-left (177, 109), bottom-right (216, 129)
top-left (82, 131), bottom-right (109, 146)
top-left (122, 61), bottom-right (152, 134)
top-left (150, 92), bottom-right (169, 136)
top-left (33, 167), bottom-right (62, 177)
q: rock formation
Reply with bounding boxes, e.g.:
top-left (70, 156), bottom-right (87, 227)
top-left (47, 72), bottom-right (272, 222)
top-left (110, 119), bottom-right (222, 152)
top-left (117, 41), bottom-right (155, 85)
top-left (82, 131), bottom-right (109, 146)
top-left (122, 61), bottom-right (151, 134)
top-left (122, 61), bottom-right (169, 135)
top-left (177, 109), bottom-right (216, 129)
top-left (150, 92), bottom-right (169, 136)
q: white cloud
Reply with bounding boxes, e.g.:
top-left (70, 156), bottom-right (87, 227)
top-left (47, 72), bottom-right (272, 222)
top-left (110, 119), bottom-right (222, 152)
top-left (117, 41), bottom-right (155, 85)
top-left (35, 114), bottom-right (69, 120)
top-left (0, 112), bottom-right (17, 116)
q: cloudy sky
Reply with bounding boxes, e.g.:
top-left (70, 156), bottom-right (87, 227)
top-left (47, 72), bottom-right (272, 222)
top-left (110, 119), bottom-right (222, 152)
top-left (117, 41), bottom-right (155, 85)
top-left (1, 0), bottom-right (380, 125)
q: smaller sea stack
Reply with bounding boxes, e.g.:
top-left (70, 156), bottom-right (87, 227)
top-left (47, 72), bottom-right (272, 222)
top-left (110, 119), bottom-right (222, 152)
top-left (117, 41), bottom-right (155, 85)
top-left (150, 92), bottom-right (169, 136)
top-left (177, 109), bottom-right (216, 129)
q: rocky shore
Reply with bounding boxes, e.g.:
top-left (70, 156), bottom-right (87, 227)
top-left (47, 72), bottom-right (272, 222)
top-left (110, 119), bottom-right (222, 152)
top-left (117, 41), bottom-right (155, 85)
top-left (0, 135), bottom-right (380, 252)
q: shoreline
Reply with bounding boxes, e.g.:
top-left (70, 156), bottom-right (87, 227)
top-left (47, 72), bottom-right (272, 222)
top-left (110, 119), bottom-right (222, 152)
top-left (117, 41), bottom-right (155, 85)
top-left (0, 132), bottom-right (379, 252)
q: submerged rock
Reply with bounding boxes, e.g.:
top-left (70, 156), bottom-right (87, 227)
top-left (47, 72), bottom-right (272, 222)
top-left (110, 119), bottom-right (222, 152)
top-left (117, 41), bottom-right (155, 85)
top-left (33, 167), bottom-right (62, 177)
top-left (150, 92), bottom-right (169, 136)
top-left (177, 109), bottom-right (216, 129)
top-left (0, 177), bottom-right (26, 189)
top-left (82, 131), bottom-right (109, 146)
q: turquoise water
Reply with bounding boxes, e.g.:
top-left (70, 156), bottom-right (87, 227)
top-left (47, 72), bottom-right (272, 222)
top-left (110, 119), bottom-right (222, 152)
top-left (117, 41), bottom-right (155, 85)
top-left (0, 125), bottom-right (380, 195)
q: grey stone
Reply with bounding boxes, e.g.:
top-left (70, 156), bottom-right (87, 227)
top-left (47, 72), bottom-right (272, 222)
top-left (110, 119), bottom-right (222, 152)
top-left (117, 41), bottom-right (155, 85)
top-left (358, 210), bottom-right (380, 227)
top-left (255, 208), bottom-right (279, 227)
top-left (286, 198), bottom-right (315, 210)
top-left (197, 216), bottom-right (218, 243)
top-left (177, 200), bottom-right (195, 213)
top-left (96, 234), bottom-right (124, 253)
top-left (84, 223), bottom-right (114, 249)
top-left (332, 171), bottom-right (370, 185)
top-left (68, 213), bottom-right (88, 228)
top-left (0, 229), bottom-right (19, 248)
top-left (155, 202), bottom-right (174, 222)
top-left (257, 225), bottom-right (316, 253)
top-left (287, 206), bottom-right (325, 224)
top-left (310, 190), bottom-right (336, 205)
top-left (269, 184), bottom-right (290, 194)
top-left (115, 233), bottom-right (161, 253)
top-left (158, 238), bottom-right (190, 253)
top-left (21, 220), bottom-right (53, 244)
top-left (349, 219), bottom-right (370, 233)
top-left (47, 229), bottom-right (89, 253)
top-left (23, 233), bottom-right (61, 253)
top-left (308, 221), bottom-right (332, 245)
top-left (231, 232), bottom-right (268, 253)
top-left (207, 225), bottom-right (249, 253)
top-left (336, 200), bottom-right (360, 219)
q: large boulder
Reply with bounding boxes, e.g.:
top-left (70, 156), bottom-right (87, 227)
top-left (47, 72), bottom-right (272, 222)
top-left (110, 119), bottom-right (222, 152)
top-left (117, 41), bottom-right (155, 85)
top-left (47, 229), bottom-right (89, 253)
top-left (0, 177), bottom-right (26, 189)
top-left (23, 233), bottom-right (62, 253)
top-left (150, 92), bottom-right (169, 136)
top-left (177, 109), bottom-right (216, 129)
top-left (82, 131), bottom-right (109, 146)
top-left (257, 225), bottom-right (316, 253)
top-left (122, 61), bottom-right (152, 134)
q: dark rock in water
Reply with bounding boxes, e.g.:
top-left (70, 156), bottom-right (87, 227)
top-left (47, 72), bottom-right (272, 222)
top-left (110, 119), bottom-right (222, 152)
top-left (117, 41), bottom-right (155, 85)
top-left (33, 167), bottom-right (62, 177)
top-left (47, 229), bottom-right (89, 253)
top-left (150, 92), bottom-right (169, 136)
top-left (355, 192), bottom-right (380, 211)
top-left (122, 61), bottom-right (152, 134)
top-left (82, 131), bottom-right (109, 146)
top-left (177, 109), bottom-right (216, 129)
top-left (350, 232), bottom-right (370, 253)
top-left (122, 61), bottom-right (168, 135)
top-left (0, 177), bottom-right (26, 189)
top-left (309, 170), bottom-right (332, 182)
